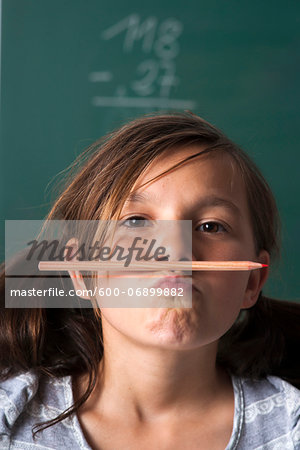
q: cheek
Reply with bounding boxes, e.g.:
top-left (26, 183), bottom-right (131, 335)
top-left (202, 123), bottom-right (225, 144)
top-left (196, 271), bottom-right (249, 334)
top-left (95, 275), bottom-right (161, 340)
top-left (99, 307), bottom-right (141, 340)
top-left (193, 225), bottom-right (257, 261)
top-left (99, 308), bottom-right (124, 329)
top-left (197, 271), bottom-right (249, 306)
top-left (100, 307), bottom-right (171, 346)
top-left (95, 272), bottom-right (142, 308)
top-left (97, 272), bottom-right (183, 308)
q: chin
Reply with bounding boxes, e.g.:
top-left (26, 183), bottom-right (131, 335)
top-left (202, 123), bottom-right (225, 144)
top-left (144, 308), bottom-right (200, 347)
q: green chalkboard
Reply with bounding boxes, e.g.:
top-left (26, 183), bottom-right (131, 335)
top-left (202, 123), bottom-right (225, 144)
top-left (1, 0), bottom-right (300, 299)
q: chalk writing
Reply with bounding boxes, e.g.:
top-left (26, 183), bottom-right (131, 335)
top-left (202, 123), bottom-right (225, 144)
top-left (89, 14), bottom-right (196, 110)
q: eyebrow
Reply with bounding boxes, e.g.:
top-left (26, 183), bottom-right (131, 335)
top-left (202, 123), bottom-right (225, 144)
top-left (124, 192), bottom-right (242, 218)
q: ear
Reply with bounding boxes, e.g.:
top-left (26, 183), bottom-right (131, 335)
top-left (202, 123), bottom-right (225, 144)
top-left (65, 238), bottom-right (91, 300)
top-left (241, 250), bottom-right (270, 309)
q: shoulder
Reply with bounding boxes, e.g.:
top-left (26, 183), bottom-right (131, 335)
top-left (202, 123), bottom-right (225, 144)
top-left (0, 370), bottom-right (87, 449)
top-left (239, 374), bottom-right (299, 403)
top-left (0, 371), bottom-right (39, 433)
top-left (232, 375), bottom-right (300, 449)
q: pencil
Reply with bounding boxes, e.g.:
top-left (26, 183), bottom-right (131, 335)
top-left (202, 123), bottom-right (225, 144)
top-left (38, 261), bottom-right (268, 272)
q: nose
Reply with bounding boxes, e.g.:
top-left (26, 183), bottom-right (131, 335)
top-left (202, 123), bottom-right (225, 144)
top-left (154, 220), bottom-right (193, 265)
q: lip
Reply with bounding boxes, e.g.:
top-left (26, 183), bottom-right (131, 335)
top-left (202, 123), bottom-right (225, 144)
top-left (153, 275), bottom-right (198, 293)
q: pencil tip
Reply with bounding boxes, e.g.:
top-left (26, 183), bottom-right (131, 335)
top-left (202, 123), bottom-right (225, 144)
top-left (261, 264), bottom-right (269, 267)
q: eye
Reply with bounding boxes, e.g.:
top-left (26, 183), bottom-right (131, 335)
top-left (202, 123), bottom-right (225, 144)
top-left (197, 221), bottom-right (227, 233)
top-left (121, 216), bottom-right (152, 228)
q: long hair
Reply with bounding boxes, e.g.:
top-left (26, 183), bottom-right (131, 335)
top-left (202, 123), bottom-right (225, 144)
top-left (1, 112), bottom-right (299, 436)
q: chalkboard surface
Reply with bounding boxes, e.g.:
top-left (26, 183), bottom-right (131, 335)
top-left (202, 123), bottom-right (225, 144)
top-left (1, 0), bottom-right (300, 299)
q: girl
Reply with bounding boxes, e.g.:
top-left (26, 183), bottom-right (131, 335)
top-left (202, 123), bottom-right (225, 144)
top-left (0, 112), bottom-right (299, 449)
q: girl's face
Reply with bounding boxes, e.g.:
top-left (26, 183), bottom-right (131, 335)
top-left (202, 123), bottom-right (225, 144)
top-left (96, 146), bottom-right (269, 350)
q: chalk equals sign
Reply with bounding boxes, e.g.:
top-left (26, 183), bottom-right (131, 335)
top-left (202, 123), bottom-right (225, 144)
top-left (89, 71), bottom-right (113, 82)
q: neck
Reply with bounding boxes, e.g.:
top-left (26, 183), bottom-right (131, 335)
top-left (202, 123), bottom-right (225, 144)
top-left (75, 317), bottom-right (231, 425)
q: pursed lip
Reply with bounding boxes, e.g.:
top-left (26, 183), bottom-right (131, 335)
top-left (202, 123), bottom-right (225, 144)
top-left (152, 275), bottom-right (199, 292)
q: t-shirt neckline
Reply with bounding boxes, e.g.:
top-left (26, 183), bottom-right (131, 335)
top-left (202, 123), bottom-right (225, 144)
top-left (63, 372), bottom-right (244, 450)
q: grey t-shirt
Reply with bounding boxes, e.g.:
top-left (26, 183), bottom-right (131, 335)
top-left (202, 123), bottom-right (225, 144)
top-left (0, 370), bottom-right (299, 449)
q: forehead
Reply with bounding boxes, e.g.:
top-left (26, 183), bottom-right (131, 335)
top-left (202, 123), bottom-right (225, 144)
top-left (122, 146), bottom-right (254, 232)
top-left (121, 146), bottom-right (253, 232)
top-left (130, 146), bottom-right (246, 201)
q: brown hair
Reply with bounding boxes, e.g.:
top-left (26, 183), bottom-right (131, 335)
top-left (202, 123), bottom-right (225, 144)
top-left (1, 112), bottom-right (299, 436)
